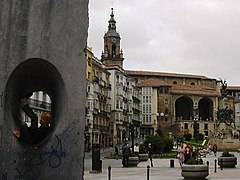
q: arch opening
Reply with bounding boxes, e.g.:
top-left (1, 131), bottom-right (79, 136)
top-left (175, 96), bottom-right (193, 120)
top-left (199, 98), bottom-right (213, 121)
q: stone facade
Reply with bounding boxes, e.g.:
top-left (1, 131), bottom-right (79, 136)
top-left (127, 71), bottom-right (220, 137)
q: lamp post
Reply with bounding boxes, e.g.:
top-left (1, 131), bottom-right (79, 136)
top-left (159, 112), bottom-right (164, 127)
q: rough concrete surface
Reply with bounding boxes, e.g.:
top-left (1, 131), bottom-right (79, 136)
top-left (0, 1), bottom-right (89, 179)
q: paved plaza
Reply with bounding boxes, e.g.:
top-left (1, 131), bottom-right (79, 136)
top-left (84, 152), bottom-right (240, 180)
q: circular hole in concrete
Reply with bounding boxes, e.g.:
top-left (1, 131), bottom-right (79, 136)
top-left (5, 58), bottom-right (67, 146)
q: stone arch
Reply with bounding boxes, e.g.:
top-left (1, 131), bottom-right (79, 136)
top-left (198, 97), bottom-right (213, 120)
top-left (5, 58), bottom-right (67, 146)
top-left (175, 96), bottom-right (193, 120)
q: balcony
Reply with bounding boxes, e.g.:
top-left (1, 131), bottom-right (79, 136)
top-left (93, 76), bottom-right (99, 83)
top-left (29, 99), bottom-right (51, 110)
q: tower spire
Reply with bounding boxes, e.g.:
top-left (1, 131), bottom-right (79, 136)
top-left (108, 8), bottom-right (116, 31)
top-left (102, 8), bottom-right (124, 68)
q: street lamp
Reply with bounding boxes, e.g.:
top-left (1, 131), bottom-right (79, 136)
top-left (156, 113), bottom-right (164, 136)
top-left (159, 113), bottom-right (164, 127)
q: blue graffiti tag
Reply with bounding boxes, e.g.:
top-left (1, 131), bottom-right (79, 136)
top-left (15, 135), bottom-right (67, 180)
top-left (24, 135), bottom-right (67, 168)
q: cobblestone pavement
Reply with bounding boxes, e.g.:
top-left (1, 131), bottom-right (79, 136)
top-left (84, 152), bottom-right (240, 180)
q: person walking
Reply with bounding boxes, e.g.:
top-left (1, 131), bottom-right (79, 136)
top-left (212, 144), bottom-right (218, 157)
top-left (177, 144), bottom-right (185, 166)
top-left (134, 143), bottom-right (139, 156)
top-left (147, 143), bottom-right (153, 167)
top-left (184, 143), bottom-right (192, 164)
top-left (122, 142), bottom-right (131, 167)
top-left (115, 145), bottom-right (119, 159)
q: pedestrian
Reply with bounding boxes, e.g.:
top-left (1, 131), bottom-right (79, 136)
top-left (134, 143), bottom-right (139, 156)
top-left (177, 144), bottom-right (185, 166)
top-left (184, 143), bottom-right (192, 164)
top-left (147, 143), bottom-right (153, 167)
top-left (12, 97), bottom-right (52, 144)
top-left (122, 142), bottom-right (131, 167)
top-left (212, 144), bottom-right (218, 157)
top-left (115, 145), bottom-right (119, 159)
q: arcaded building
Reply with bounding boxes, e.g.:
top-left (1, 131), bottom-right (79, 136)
top-left (126, 70), bottom-right (221, 138)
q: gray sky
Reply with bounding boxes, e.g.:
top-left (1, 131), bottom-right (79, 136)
top-left (88, 0), bottom-right (240, 86)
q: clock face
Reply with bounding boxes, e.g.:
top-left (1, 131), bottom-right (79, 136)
top-left (112, 38), bottom-right (117, 43)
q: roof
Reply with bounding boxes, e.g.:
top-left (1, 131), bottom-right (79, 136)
top-left (135, 78), bottom-right (220, 97)
top-left (136, 78), bottom-right (171, 87)
top-left (125, 70), bottom-right (214, 80)
top-left (171, 84), bottom-right (220, 97)
top-left (226, 86), bottom-right (240, 91)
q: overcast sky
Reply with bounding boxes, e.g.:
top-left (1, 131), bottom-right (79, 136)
top-left (88, 0), bottom-right (240, 86)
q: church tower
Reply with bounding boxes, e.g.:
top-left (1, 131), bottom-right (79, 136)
top-left (101, 8), bottom-right (124, 68)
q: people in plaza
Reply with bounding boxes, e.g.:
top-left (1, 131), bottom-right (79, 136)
top-left (122, 142), bottom-right (131, 167)
top-left (212, 144), bottom-right (218, 157)
top-left (177, 144), bottom-right (185, 166)
top-left (12, 97), bottom-right (52, 144)
top-left (147, 143), bottom-right (153, 167)
top-left (184, 143), bottom-right (192, 164)
top-left (134, 143), bottom-right (139, 156)
top-left (115, 145), bottom-right (119, 159)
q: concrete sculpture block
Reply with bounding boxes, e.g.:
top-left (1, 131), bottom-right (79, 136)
top-left (0, 1), bottom-right (89, 179)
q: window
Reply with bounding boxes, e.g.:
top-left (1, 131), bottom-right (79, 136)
top-left (173, 81), bottom-right (177, 84)
top-left (159, 87), bottom-right (163, 94)
top-left (116, 100), bottom-right (119, 109)
top-left (88, 57), bottom-right (91, 66)
top-left (88, 72), bottom-right (91, 79)
top-left (184, 123), bottom-right (188, 129)
top-left (204, 124), bottom-right (208, 130)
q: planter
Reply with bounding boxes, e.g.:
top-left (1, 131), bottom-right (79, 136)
top-left (138, 154), bottom-right (149, 162)
top-left (218, 157), bottom-right (237, 168)
top-left (128, 156), bottom-right (139, 167)
top-left (181, 164), bottom-right (209, 179)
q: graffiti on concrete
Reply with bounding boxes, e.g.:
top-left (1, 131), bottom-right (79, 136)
top-left (15, 135), bottom-right (67, 179)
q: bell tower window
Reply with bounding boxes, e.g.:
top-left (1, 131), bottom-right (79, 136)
top-left (112, 44), bottom-right (116, 58)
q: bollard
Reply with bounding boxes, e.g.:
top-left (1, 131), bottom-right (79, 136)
top-left (147, 165), bottom-right (150, 180)
top-left (220, 158), bottom-right (223, 170)
top-left (108, 166), bottom-right (111, 180)
top-left (214, 159), bottom-right (217, 173)
top-left (170, 159), bottom-right (174, 168)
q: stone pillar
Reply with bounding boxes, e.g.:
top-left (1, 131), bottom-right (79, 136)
top-left (0, 1), bottom-right (88, 179)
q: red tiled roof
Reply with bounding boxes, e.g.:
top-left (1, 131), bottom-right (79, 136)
top-left (135, 79), bottom-right (220, 97)
top-left (171, 84), bottom-right (220, 96)
top-left (135, 78), bottom-right (171, 87)
top-left (125, 70), bottom-right (214, 80)
top-left (227, 86), bottom-right (240, 91)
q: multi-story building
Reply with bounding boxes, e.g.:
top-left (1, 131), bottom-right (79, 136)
top-left (85, 47), bottom-right (111, 150)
